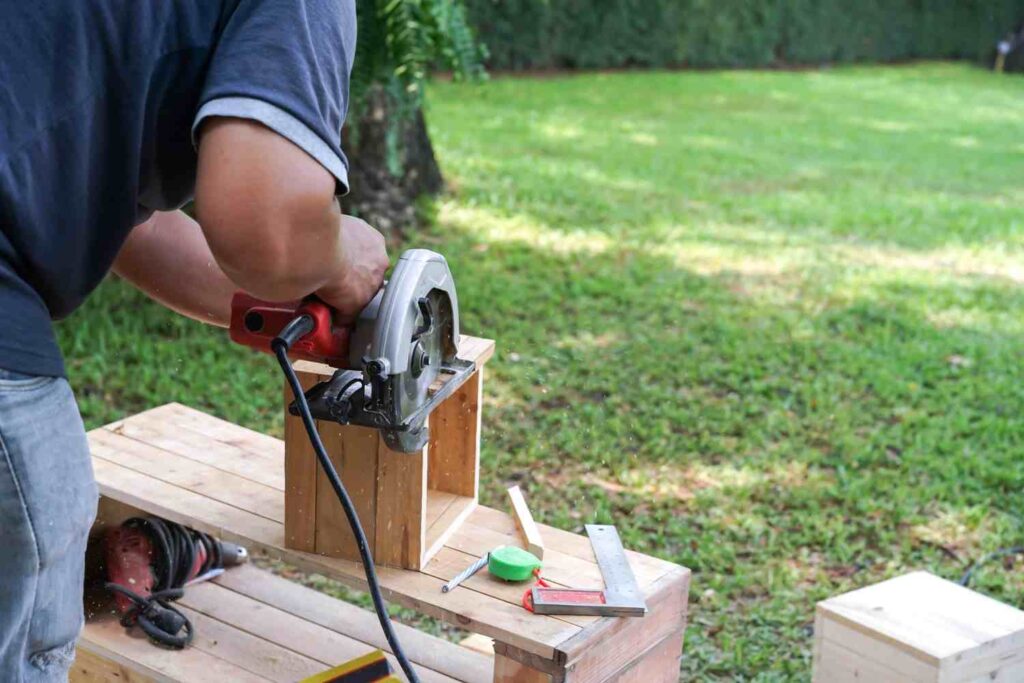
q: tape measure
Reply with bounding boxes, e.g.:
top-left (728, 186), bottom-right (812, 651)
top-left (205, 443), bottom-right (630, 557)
top-left (488, 546), bottom-right (542, 582)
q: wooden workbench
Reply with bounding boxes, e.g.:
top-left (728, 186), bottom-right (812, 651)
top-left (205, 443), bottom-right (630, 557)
top-left (84, 403), bottom-right (690, 681)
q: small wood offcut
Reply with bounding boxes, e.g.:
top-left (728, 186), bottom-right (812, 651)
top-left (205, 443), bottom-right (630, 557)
top-left (76, 335), bottom-right (691, 682)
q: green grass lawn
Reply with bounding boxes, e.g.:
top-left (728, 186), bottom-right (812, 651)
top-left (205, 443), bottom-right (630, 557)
top-left (60, 63), bottom-right (1024, 681)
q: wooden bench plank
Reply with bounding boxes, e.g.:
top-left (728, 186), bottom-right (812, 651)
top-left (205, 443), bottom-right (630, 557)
top-left (213, 565), bottom-right (493, 683)
top-left (178, 607), bottom-right (326, 682)
top-left (151, 403), bottom-right (285, 455)
top-left (71, 646), bottom-right (154, 683)
top-left (277, 547), bottom-right (580, 659)
top-left (90, 430), bottom-right (283, 523)
top-left (91, 458), bottom-right (281, 542)
top-left (451, 521), bottom-right (605, 591)
top-left (101, 405), bottom-right (667, 592)
top-left (179, 581), bottom-right (459, 683)
top-left (78, 616), bottom-right (270, 683)
top-left (608, 629), bottom-right (684, 683)
top-left (102, 419), bottom-right (284, 490)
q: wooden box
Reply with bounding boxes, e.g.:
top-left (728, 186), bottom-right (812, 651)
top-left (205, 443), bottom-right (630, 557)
top-left (283, 336), bottom-right (494, 569)
top-left (813, 571), bottom-right (1024, 683)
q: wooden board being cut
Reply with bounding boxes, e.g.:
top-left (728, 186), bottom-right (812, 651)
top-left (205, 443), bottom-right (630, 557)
top-left (289, 336), bottom-right (491, 570)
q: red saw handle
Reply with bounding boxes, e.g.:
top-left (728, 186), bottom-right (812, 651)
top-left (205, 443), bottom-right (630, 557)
top-left (229, 293), bottom-right (353, 368)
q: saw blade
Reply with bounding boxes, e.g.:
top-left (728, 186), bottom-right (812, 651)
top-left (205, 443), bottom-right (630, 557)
top-left (395, 289), bottom-right (451, 426)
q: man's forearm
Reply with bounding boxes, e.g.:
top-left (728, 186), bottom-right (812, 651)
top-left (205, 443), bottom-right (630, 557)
top-left (113, 210), bottom-right (237, 327)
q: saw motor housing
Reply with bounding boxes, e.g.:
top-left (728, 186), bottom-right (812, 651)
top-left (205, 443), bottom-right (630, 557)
top-left (230, 249), bottom-right (475, 452)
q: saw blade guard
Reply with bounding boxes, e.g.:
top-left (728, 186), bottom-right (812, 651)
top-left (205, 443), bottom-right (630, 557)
top-left (367, 249), bottom-right (461, 375)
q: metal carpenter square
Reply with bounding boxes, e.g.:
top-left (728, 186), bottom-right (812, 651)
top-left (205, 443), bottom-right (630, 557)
top-left (530, 525), bottom-right (647, 617)
top-left (586, 524), bottom-right (646, 613)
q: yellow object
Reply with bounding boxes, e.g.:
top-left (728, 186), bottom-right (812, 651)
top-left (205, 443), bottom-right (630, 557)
top-left (299, 650), bottom-right (401, 683)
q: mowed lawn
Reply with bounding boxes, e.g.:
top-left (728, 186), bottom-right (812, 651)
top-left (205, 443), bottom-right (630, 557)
top-left (61, 63), bottom-right (1024, 680)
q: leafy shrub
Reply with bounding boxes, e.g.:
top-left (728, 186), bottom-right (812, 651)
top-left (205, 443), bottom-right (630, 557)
top-left (463, 0), bottom-right (1024, 70)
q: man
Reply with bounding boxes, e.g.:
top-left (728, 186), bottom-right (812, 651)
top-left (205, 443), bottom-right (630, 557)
top-left (0, 2), bottom-right (387, 680)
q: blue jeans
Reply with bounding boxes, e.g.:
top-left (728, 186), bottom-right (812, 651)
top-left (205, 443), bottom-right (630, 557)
top-left (0, 369), bottom-right (98, 682)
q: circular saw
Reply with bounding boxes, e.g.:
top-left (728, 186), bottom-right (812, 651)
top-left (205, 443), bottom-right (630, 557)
top-left (230, 249), bottom-right (475, 452)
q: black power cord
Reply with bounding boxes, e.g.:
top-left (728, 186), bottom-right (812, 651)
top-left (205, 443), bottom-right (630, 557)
top-left (105, 516), bottom-right (222, 648)
top-left (272, 314), bottom-right (421, 683)
top-left (959, 546), bottom-right (1024, 588)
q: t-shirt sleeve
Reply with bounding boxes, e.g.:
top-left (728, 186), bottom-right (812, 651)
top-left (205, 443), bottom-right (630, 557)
top-left (192, 0), bottom-right (356, 194)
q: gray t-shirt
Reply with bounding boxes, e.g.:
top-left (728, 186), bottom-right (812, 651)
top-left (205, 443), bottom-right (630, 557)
top-left (0, 0), bottom-right (356, 376)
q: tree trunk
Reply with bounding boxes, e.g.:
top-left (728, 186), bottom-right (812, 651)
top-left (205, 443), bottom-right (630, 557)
top-left (341, 87), bottom-right (444, 241)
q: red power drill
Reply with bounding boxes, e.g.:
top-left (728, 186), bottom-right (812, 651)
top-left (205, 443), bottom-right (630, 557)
top-left (105, 516), bottom-right (247, 648)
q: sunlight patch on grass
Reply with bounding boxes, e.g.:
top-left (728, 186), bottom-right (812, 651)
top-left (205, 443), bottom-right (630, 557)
top-left (854, 118), bottom-right (916, 133)
top-left (652, 240), bottom-right (801, 278)
top-left (910, 504), bottom-right (999, 560)
top-left (923, 308), bottom-right (1004, 331)
top-left (679, 134), bottom-right (732, 150)
top-left (554, 330), bottom-right (625, 351)
top-left (540, 121), bottom-right (584, 141)
top-left (441, 202), bottom-right (616, 254)
top-left (951, 135), bottom-right (980, 149)
top-left (834, 244), bottom-right (1024, 284)
top-left (628, 132), bottom-right (658, 146)
top-left (603, 460), bottom-right (817, 502)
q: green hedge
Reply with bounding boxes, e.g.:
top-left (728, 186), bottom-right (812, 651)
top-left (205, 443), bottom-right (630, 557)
top-left (463, 0), bottom-right (1024, 70)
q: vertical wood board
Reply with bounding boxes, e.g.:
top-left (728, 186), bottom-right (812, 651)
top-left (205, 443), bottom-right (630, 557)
top-left (374, 439), bottom-right (427, 568)
top-left (315, 424), bottom-right (379, 558)
top-left (428, 367), bottom-right (482, 499)
top-left (284, 372), bottom-right (320, 552)
top-left (611, 630), bottom-right (684, 683)
top-left (493, 654), bottom-right (552, 683)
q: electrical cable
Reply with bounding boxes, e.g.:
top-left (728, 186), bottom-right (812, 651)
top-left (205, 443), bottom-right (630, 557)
top-left (959, 546), bottom-right (1024, 588)
top-left (105, 516), bottom-right (222, 648)
top-left (272, 314), bottom-right (421, 683)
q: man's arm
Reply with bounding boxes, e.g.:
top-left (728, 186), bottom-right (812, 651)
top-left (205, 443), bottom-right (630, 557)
top-left (195, 117), bottom-right (388, 322)
top-left (113, 210), bottom-right (236, 326)
top-left (115, 118), bottom-right (388, 326)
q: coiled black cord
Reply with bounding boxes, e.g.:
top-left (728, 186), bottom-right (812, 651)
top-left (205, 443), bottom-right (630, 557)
top-left (272, 314), bottom-right (420, 683)
top-left (105, 517), bottom-right (221, 648)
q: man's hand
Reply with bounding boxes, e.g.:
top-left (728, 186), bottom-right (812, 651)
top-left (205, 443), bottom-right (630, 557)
top-left (315, 216), bottom-right (389, 322)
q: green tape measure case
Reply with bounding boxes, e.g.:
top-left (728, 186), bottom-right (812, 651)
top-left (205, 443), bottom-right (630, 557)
top-left (488, 546), bottom-right (541, 582)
